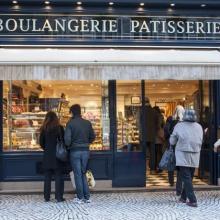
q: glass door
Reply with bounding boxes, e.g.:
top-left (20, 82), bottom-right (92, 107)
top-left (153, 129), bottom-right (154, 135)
top-left (206, 80), bottom-right (220, 185)
top-left (112, 80), bottom-right (146, 187)
top-left (199, 80), bottom-right (212, 184)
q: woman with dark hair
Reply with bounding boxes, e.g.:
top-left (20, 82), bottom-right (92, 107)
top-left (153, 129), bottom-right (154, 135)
top-left (39, 111), bottom-right (65, 202)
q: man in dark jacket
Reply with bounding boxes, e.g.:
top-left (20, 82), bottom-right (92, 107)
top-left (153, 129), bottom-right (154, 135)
top-left (65, 104), bottom-right (95, 204)
top-left (145, 97), bottom-right (157, 171)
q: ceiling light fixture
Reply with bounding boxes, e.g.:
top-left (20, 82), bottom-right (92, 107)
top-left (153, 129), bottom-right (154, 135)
top-left (12, 0), bottom-right (18, 4)
top-left (140, 3), bottom-right (145, 6)
top-left (201, 4), bottom-right (206, 7)
top-left (44, 1), bottom-right (50, 5)
top-left (170, 3), bottom-right (175, 7)
top-left (109, 2), bottom-right (114, 6)
top-left (77, 1), bottom-right (82, 5)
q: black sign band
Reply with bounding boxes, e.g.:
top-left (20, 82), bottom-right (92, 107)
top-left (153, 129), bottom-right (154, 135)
top-left (1, 14), bottom-right (220, 46)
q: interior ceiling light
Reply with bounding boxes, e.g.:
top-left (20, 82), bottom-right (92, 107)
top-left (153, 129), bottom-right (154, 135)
top-left (170, 3), bottom-right (175, 7)
top-left (109, 2), bottom-right (114, 6)
top-left (201, 4), bottom-right (206, 7)
top-left (77, 1), bottom-right (82, 5)
top-left (140, 3), bottom-right (145, 6)
top-left (12, 0), bottom-right (18, 4)
top-left (44, 1), bottom-right (50, 5)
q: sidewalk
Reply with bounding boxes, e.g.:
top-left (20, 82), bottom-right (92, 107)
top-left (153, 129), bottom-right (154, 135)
top-left (0, 191), bottom-right (219, 220)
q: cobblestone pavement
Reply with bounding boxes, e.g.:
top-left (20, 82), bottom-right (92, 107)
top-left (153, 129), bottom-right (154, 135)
top-left (0, 191), bottom-right (219, 220)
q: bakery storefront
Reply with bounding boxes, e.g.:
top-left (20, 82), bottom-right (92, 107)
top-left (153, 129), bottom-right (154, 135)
top-left (0, 1), bottom-right (220, 190)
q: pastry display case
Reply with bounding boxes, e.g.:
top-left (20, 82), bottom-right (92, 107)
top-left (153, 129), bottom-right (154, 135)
top-left (83, 107), bottom-right (103, 151)
top-left (117, 116), bottom-right (140, 152)
top-left (9, 112), bottom-right (46, 151)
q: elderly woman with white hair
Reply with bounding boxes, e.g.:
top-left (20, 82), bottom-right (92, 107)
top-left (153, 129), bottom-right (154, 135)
top-left (170, 109), bottom-right (203, 208)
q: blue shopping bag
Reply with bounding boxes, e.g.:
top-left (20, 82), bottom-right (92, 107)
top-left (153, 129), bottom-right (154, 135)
top-left (159, 146), bottom-right (176, 171)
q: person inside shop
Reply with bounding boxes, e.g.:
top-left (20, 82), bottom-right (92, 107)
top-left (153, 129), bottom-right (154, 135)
top-left (164, 105), bottom-right (185, 194)
top-left (160, 108), bottom-right (167, 122)
top-left (58, 93), bottom-right (68, 113)
top-left (39, 111), bottom-right (65, 203)
top-left (200, 106), bottom-right (210, 149)
top-left (145, 97), bottom-right (157, 172)
top-left (64, 104), bottom-right (95, 204)
top-left (153, 106), bottom-right (165, 173)
top-left (170, 109), bottom-right (203, 208)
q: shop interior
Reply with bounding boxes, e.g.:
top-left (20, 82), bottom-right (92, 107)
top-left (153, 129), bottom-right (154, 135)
top-left (3, 80), bottom-right (110, 152)
top-left (3, 80), bottom-right (211, 187)
top-left (146, 80), bottom-right (210, 187)
top-left (116, 80), bottom-right (210, 186)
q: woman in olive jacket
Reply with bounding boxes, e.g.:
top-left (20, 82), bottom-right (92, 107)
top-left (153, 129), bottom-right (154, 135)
top-left (39, 111), bottom-right (65, 202)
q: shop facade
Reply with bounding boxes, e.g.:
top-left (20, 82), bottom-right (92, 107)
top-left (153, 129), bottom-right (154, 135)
top-left (0, 0), bottom-right (220, 189)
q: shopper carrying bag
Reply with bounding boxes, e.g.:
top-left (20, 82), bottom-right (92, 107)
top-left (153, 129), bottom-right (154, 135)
top-left (170, 109), bottom-right (203, 208)
top-left (164, 105), bottom-right (185, 193)
top-left (65, 104), bottom-right (95, 204)
top-left (39, 111), bottom-right (65, 203)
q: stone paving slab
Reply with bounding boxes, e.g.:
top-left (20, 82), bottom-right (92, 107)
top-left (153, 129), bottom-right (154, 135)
top-left (0, 191), bottom-right (219, 220)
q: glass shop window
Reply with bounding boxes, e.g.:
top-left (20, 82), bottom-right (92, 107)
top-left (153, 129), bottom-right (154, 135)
top-left (3, 80), bottom-right (110, 151)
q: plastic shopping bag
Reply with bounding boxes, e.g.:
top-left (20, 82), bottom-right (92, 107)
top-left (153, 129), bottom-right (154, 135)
top-left (69, 171), bottom-right (75, 189)
top-left (159, 147), bottom-right (176, 171)
top-left (86, 170), bottom-right (96, 188)
top-left (70, 170), bottom-right (95, 189)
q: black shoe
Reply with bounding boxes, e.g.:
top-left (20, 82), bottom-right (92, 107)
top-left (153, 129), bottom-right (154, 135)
top-left (156, 169), bottom-right (163, 173)
top-left (179, 198), bottom-right (186, 203)
top-left (186, 201), bottom-right (198, 207)
top-left (56, 198), bottom-right (66, 203)
top-left (44, 199), bottom-right (50, 202)
top-left (176, 192), bottom-right (181, 196)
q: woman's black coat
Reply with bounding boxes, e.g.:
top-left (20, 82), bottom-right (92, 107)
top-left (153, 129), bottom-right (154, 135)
top-left (39, 125), bottom-right (65, 170)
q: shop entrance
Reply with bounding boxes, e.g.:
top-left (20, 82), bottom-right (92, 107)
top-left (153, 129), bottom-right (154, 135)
top-left (112, 80), bottom-right (212, 187)
top-left (145, 80), bottom-right (212, 187)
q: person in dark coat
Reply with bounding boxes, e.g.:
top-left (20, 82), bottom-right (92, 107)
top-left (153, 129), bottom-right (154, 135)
top-left (164, 116), bottom-right (179, 187)
top-left (39, 111), bottom-right (65, 202)
top-left (153, 106), bottom-right (165, 172)
top-left (164, 105), bottom-right (185, 195)
top-left (145, 97), bottom-right (157, 171)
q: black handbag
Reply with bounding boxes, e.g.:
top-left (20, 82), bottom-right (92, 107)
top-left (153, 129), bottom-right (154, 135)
top-left (56, 128), bottom-right (68, 162)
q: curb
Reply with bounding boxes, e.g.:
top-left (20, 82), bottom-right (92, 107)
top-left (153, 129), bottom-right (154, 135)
top-left (0, 186), bottom-right (219, 195)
